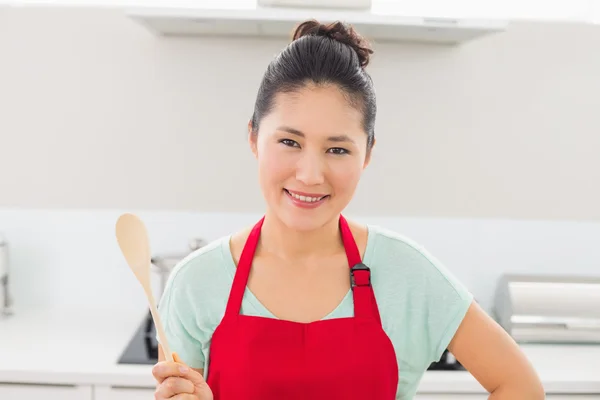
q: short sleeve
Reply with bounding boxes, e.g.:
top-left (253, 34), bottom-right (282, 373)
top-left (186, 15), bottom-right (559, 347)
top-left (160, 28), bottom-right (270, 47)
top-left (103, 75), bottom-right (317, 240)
top-left (419, 248), bottom-right (474, 363)
top-left (157, 272), bottom-right (206, 369)
top-left (154, 239), bottom-right (234, 371)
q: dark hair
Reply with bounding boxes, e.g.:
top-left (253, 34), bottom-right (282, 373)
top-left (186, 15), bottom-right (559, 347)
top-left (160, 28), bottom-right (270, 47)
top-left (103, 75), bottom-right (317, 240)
top-left (250, 19), bottom-right (376, 150)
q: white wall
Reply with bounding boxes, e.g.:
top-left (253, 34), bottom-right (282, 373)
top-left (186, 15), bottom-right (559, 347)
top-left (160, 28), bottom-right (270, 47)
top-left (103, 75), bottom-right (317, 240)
top-left (0, 6), bottom-right (599, 318)
top-left (2, 208), bottom-right (600, 315)
top-left (1, 5), bottom-right (599, 220)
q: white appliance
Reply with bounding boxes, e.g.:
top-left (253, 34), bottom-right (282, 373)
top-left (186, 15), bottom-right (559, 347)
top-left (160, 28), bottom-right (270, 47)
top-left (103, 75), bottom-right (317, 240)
top-left (493, 274), bottom-right (600, 344)
top-left (0, 234), bottom-right (12, 317)
top-left (258, 0), bottom-right (372, 10)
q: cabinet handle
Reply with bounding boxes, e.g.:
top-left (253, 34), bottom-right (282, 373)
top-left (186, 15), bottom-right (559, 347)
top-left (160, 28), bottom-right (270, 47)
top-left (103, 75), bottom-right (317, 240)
top-left (0, 382), bottom-right (77, 388)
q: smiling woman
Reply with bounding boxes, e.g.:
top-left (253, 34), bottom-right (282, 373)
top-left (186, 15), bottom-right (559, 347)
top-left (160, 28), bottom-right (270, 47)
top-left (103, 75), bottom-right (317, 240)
top-left (248, 20), bottom-right (376, 233)
top-left (151, 18), bottom-right (545, 400)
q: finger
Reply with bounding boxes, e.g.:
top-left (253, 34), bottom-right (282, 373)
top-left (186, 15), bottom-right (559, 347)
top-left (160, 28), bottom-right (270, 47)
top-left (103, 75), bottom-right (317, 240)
top-left (178, 365), bottom-right (207, 387)
top-left (153, 362), bottom-right (207, 389)
top-left (155, 377), bottom-right (195, 398)
top-left (152, 361), bottom-right (190, 384)
top-left (170, 394), bottom-right (197, 400)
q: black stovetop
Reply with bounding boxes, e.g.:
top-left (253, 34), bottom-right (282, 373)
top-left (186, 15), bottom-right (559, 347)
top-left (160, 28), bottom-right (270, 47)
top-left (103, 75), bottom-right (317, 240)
top-left (118, 311), bottom-right (464, 371)
top-left (118, 311), bottom-right (158, 365)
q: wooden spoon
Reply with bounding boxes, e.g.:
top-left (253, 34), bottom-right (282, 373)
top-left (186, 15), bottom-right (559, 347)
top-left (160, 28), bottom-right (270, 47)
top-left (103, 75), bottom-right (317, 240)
top-left (115, 213), bottom-right (174, 362)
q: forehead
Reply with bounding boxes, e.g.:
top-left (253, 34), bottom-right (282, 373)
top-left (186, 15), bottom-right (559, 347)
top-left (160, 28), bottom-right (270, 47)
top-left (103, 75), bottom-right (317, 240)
top-left (267, 84), bottom-right (364, 137)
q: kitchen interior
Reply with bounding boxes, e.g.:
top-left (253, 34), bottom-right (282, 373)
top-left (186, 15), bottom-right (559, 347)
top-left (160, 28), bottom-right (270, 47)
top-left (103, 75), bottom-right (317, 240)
top-left (1, 0), bottom-right (600, 399)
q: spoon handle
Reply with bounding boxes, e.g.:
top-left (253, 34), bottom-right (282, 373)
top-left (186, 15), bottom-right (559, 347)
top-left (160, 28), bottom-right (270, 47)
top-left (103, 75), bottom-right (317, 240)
top-left (147, 288), bottom-right (174, 362)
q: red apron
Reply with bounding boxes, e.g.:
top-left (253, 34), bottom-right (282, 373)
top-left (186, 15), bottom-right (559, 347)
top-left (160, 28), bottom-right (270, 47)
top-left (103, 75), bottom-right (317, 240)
top-left (206, 215), bottom-right (399, 399)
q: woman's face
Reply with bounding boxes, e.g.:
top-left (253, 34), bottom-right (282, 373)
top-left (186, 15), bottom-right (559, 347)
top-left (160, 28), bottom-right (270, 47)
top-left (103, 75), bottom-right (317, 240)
top-left (249, 84), bottom-right (373, 232)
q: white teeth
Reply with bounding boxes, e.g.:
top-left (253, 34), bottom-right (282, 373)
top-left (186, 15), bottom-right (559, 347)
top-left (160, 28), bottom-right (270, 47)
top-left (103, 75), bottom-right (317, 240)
top-left (288, 191), bottom-right (324, 203)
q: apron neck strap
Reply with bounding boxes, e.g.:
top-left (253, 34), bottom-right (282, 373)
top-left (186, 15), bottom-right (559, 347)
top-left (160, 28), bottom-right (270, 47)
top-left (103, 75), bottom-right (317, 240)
top-left (224, 215), bottom-right (381, 324)
top-left (224, 216), bottom-right (264, 317)
top-left (338, 214), bottom-right (360, 266)
top-left (338, 215), bottom-right (381, 323)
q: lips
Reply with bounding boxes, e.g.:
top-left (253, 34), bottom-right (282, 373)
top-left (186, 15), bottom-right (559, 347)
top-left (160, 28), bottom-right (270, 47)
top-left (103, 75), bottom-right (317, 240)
top-left (284, 189), bottom-right (330, 204)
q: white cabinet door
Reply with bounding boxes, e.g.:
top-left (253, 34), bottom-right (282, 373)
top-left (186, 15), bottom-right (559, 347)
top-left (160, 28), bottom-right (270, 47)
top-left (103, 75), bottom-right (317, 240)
top-left (95, 385), bottom-right (156, 400)
top-left (0, 383), bottom-right (92, 400)
top-left (547, 396), bottom-right (600, 399)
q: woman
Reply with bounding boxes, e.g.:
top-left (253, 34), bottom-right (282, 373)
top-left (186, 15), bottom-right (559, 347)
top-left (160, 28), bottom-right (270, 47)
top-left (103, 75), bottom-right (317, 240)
top-left (151, 19), bottom-right (544, 400)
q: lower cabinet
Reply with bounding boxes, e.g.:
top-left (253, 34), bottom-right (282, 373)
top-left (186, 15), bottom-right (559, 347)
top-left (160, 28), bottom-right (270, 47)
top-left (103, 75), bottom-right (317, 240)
top-left (2, 382), bottom-right (599, 400)
top-left (94, 385), bottom-right (156, 400)
top-left (0, 383), bottom-right (92, 400)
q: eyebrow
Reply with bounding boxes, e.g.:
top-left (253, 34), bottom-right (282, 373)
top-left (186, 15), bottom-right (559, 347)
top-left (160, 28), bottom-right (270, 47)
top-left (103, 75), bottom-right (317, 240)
top-left (277, 126), bottom-right (355, 144)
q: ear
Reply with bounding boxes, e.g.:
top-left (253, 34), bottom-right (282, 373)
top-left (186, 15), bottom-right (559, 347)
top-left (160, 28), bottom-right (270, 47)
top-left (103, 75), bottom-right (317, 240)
top-left (248, 119), bottom-right (258, 158)
top-left (363, 137), bottom-right (375, 168)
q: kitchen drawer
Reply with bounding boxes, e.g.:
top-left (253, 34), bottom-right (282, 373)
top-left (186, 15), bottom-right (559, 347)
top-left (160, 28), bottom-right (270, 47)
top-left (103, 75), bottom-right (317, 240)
top-left (0, 382), bottom-right (92, 400)
top-left (546, 396), bottom-right (600, 399)
top-left (95, 385), bottom-right (156, 400)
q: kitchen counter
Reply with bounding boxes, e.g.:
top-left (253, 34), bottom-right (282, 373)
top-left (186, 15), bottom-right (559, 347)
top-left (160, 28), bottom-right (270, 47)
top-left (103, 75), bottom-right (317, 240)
top-left (1, 307), bottom-right (599, 395)
top-left (0, 307), bottom-right (154, 387)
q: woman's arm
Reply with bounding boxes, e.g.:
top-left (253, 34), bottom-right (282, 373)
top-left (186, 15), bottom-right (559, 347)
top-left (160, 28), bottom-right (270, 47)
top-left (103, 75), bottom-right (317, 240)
top-left (448, 301), bottom-right (545, 399)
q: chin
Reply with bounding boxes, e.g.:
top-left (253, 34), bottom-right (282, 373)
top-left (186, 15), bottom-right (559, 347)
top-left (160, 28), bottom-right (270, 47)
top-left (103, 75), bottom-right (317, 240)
top-left (263, 189), bottom-right (346, 231)
top-left (276, 204), bottom-right (339, 232)
top-left (281, 214), bottom-right (327, 232)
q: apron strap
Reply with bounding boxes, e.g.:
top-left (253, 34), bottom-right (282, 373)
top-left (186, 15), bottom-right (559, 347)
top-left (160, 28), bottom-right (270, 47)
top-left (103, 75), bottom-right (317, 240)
top-left (339, 215), bottom-right (382, 324)
top-left (225, 215), bottom-right (382, 325)
top-left (224, 216), bottom-right (264, 317)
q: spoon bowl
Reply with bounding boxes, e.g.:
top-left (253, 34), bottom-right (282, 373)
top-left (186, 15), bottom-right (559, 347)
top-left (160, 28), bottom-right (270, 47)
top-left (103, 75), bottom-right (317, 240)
top-left (115, 213), bottom-right (173, 362)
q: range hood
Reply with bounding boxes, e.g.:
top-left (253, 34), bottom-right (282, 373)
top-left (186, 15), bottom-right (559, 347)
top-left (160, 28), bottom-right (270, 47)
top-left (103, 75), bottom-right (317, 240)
top-left (125, 4), bottom-right (508, 45)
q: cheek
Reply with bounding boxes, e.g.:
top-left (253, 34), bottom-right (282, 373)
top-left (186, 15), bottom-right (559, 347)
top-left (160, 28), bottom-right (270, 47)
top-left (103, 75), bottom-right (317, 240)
top-left (258, 144), bottom-right (293, 185)
top-left (329, 160), bottom-right (363, 192)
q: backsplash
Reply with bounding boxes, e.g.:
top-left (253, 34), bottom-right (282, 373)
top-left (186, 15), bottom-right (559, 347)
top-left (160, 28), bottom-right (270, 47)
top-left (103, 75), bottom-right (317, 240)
top-left (0, 208), bottom-right (599, 315)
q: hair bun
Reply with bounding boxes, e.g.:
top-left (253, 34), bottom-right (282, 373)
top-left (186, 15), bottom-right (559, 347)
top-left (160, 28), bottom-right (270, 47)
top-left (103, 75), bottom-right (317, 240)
top-left (292, 19), bottom-right (374, 68)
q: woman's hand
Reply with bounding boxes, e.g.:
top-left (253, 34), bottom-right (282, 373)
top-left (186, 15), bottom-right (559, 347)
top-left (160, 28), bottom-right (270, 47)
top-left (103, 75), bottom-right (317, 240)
top-left (152, 353), bottom-right (213, 400)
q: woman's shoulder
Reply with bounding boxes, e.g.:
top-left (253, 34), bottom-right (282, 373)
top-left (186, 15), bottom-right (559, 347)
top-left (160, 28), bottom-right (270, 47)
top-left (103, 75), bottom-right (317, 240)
top-left (366, 224), bottom-right (466, 290)
top-left (161, 232), bottom-right (245, 306)
top-left (364, 224), bottom-right (473, 366)
top-left (365, 224), bottom-right (473, 307)
top-left (168, 235), bottom-right (233, 281)
top-left (161, 224), bottom-right (255, 299)
top-left (366, 224), bottom-right (432, 257)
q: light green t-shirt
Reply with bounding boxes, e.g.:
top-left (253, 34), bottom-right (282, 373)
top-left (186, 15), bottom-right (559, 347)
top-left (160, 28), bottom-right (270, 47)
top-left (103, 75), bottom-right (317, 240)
top-left (157, 224), bottom-right (473, 399)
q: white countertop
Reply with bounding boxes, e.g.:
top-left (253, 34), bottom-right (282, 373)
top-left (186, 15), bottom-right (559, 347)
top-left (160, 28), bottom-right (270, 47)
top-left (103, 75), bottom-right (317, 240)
top-left (1, 306), bottom-right (599, 394)
top-left (0, 307), bottom-right (155, 388)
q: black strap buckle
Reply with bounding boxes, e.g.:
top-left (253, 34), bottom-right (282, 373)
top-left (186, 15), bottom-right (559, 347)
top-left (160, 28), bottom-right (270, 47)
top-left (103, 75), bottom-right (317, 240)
top-left (350, 263), bottom-right (371, 289)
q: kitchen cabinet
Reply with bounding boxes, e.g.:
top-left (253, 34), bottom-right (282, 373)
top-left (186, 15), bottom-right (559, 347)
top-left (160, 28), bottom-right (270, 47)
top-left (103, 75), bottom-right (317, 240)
top-left (0, 383), bottom-right (92, 400)
top-left (94, 385), bottom-right (156, 400)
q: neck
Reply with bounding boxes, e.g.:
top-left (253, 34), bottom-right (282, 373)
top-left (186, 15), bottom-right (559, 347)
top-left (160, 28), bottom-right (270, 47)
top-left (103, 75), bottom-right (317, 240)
top-left (258, 211), bottom-right (344, 262)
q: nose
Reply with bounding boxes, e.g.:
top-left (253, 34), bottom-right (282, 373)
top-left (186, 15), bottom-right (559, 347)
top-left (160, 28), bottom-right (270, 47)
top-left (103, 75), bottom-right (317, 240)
top-left (295, 151), bottom-right (325, 186)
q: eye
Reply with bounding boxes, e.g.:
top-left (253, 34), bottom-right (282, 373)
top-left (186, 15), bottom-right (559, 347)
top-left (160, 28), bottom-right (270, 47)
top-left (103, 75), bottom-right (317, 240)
top-left (328, 147), bottom-right (350, 155)
top-left (279, 139), bottom-right (300, 148)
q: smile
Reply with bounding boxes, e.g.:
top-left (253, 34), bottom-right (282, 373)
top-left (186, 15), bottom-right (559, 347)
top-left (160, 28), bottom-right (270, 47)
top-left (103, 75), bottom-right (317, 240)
top-left (284, 189), bottom-right (329, 207)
